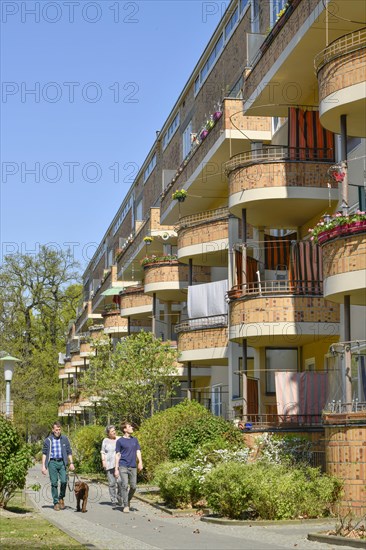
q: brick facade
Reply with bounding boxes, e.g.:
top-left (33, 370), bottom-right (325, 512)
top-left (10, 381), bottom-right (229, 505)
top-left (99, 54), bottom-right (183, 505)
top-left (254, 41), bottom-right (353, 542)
top-left (230, 296), bottom-right (340, 326)
top-left (322, 232), bottom-right (366, 278)
top-left (178, 327), bottom-right (228, 351)
top-left (143, 262), bottom-right (210, 285)
top-left (229, 161), bottom-right (332, 194)
top-left (318, 48), bottom-right (366, 102)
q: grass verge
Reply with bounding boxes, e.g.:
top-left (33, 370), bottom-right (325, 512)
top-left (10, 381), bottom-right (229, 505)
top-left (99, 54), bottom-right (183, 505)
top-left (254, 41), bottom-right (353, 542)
top-left (0, 491), bottom-right (86, 549)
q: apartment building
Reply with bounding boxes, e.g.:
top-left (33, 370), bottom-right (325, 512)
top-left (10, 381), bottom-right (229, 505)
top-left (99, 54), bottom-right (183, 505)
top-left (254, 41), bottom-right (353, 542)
top-left (59, 0), bottom-right (365, 439)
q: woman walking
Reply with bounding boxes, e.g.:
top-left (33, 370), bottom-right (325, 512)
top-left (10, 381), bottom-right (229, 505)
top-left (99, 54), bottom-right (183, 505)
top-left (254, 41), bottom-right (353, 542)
top-left (101, 425), bottom-right (122, 506)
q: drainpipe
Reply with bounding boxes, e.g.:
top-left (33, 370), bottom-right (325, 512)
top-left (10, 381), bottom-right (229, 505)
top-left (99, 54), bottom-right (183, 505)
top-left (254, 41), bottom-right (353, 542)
top-left (340, 114), bottom-right (348, 216)
top-left (187, 361), bottom-right (192, 401)
top-left (188, 258), bottom-right (193, 286)
top-left (187, 258), bottom-right (193, 400)
top-left (344, 295), bottom-right (352, 410)
top-left (241, 209), bottom-right (247, 290)
top-left (152, 293), bottom-right (156, 336)
top-left (242, 339), bottom-right (248, 421)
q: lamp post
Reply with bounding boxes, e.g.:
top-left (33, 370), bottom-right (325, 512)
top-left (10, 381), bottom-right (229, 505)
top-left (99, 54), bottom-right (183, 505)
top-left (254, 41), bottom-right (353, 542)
top-left (0, 353), bottom-right (21, 418)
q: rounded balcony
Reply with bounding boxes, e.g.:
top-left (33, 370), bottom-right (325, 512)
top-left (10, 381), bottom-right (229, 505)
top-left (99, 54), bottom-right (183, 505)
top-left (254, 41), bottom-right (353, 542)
top-left (143, 257), bottom-right (210, 301)
top-left (177, 208), bottom-right (229, 266)
top-left (176, 315), bottom-right (228, 365)
top-left (102, 309), bottom-right (128, 335)
top-left (229, 284), bottom-right (340, 347)
top-left (315, 28), bottom-right (366, 137)
top-left (320, 223), bottom-right (366, 305)
top-left (120, 285), bottom-right (153, 319)
top-left (226, 147), bottom-right (337, 227)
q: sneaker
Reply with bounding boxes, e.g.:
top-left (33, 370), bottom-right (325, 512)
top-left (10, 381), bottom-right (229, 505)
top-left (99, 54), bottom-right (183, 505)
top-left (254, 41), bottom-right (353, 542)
top-left (59, 499), bottom-right (65, 510)
top-left (123, 506), bottom-right (130, 513)
top-left (54, 503), bottom-right (60, 511)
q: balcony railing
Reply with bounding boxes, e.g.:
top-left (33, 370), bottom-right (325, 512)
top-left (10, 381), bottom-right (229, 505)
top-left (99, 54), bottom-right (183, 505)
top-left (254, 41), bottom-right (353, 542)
top-left (237, 413), bottom-right (323, 428)
top-left (225, 146), bottom-right (334, 175)
top-left (176, 314), bottom-right (228, 333)
top-left (177, 207), bottom-right (229, 230)
top-left (314, 27), bottom-right (366, 74)
top-left (228, 280), bottom-right (323, 298)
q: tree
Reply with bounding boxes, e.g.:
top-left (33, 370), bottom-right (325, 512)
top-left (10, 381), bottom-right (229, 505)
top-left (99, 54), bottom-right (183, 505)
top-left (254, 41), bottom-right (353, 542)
top-left (0, 415), bottom-right (33, 508)
top-left (81, 331), bottom-right (179, 425)
top-left (0, 246), bottom-right (81, 438)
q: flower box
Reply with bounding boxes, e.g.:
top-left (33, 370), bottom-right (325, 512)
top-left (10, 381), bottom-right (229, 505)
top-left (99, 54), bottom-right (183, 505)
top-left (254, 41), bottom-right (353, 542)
top-left (213, 111), bottom-right (222, 122)
top-left (317, 219), bottom-right (366, 244)
top-left (200, 129), bottom-right (209, 140)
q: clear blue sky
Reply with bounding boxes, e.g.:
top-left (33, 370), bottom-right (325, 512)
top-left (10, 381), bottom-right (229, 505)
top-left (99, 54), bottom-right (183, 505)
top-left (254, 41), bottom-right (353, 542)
top-left (1, 0), bottom-right (230, 270)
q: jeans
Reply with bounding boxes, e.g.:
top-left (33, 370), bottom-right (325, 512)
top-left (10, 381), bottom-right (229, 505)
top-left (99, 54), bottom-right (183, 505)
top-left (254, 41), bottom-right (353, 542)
top-left (106, 468), bottom-right (122, 504)
top-left (48, 460), bottom-right (67, 505)
top-left (118, 466), bottom-right (137, 507)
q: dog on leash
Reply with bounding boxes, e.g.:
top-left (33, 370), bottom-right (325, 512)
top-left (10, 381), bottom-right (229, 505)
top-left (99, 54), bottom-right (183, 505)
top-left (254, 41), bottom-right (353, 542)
top-left (74, 481), bottom-right (89, 513)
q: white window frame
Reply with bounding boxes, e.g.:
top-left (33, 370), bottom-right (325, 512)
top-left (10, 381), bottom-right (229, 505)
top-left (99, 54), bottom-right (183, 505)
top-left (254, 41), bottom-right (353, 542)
top-left (211, 385), bottom-right (223, 417)
top-left (251, 0), bottom-right (260, 33)
top-left (163, 113), bottom-right (180, 150)
top-left (143, 153), bottom-right (157, 183)
top-left (225, 6), bottom-right (239, 39)
top-left (135, 198), bottom-right (143, 221)
top-left (182, 121), bottom-right (193, 160)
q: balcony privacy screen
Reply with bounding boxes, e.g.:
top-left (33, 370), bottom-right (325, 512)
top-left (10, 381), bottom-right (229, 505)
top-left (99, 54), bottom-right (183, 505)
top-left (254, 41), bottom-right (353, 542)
top-left (289, 241), bottom-right (323, 294)
top-left (275, 371), bottom-right (328, 422)
top-left (188, 279), bottom-right (228, 318)
top-left (288, 107), bottom-right (335, 160)
top-left (264, 233), bottom-right (295, 270)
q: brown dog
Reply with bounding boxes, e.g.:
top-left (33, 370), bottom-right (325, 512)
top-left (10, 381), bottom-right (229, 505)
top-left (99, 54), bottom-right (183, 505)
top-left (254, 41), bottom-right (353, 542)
top-left (74, 481), bottom-right (89, 513)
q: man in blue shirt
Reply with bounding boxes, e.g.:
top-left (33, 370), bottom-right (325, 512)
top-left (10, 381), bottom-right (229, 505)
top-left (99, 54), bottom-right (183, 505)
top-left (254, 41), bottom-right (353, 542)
top-left (114, 422), bottom-right (143, 513)
top-left (42, 421), bottom-right (75, 510)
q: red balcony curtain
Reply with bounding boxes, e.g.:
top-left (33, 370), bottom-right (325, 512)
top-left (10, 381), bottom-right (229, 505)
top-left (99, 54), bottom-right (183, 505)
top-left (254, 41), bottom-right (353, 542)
top-left (234, 251), bottom-right (258, 287)
top-left (288, 107), bottom-right (335, 160)
top-left (264, 233), bottom-right (296, 270)
top-left (289, 241), bottom-right (323, 294)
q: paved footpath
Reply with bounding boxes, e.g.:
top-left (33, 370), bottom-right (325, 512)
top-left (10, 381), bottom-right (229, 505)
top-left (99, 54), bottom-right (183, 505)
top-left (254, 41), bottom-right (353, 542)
top-left (26, 467), bottom-right (355, 550)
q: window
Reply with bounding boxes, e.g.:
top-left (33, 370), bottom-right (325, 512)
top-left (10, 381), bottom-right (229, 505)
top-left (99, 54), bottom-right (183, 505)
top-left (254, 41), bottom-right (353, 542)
top-left (251, 0), bottom-right (260, 32)
top-left (240, 0), bottom-right (249, 12)
top-left (265, 348), bottom-right (298, 394)
top-left (143, 153), bottom-right (156, 183)
top-left (194, 34), bottom-right (224, 95)
top-left (135, 199), bottom-right (143, 221)
top-left (225, 6), bottom-right (238, 39)
top-left (270, 0), bottom-right (287, 28)
top-left (182, 121), bottom-right (193, 160)
top-left (163, 113), bottom-right (180, 150)
top-left (211, 385), bottom-right (222, 416)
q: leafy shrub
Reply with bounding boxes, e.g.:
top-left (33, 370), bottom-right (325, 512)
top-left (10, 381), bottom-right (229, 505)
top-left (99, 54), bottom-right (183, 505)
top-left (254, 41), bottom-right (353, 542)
top-left (0, 415), bottom-right (33, 508)
top-left (137, 400), bottom-right (216, 480)
top-left (154, 446), bottom-right (250, 509)
top-left (154, 461), bottom-right (202, 508)
top-left (70, 425), bottom-right (105, 474)
top-left (203, 462), bottom-right (342, 520)
top-left (203, 462), bottom-right (255, 519)
top-left (168, 415), bottom-right (244, 460)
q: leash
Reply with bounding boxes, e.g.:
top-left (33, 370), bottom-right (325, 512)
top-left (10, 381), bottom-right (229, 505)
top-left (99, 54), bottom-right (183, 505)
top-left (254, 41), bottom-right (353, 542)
top-left (67, 470), bottom-right (80, 492)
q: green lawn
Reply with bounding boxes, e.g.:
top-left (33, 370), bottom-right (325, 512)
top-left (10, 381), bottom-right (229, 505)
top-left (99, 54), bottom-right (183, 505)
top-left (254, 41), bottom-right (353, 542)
top-left (0, 492), bottom-right (86, 549)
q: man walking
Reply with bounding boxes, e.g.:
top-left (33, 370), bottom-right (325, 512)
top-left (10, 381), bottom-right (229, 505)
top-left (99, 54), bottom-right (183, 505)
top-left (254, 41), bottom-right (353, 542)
top-left (114, 422), bottom-right (143, 513)
top-left (42, 421), bottom-right (75, 510)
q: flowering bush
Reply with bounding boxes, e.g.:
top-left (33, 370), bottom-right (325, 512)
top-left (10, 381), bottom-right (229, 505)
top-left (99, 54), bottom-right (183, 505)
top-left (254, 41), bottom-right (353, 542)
top-left (309, 211), bottom-right (366, 242)
top-left (141, 254), bottom-right (178, 266)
